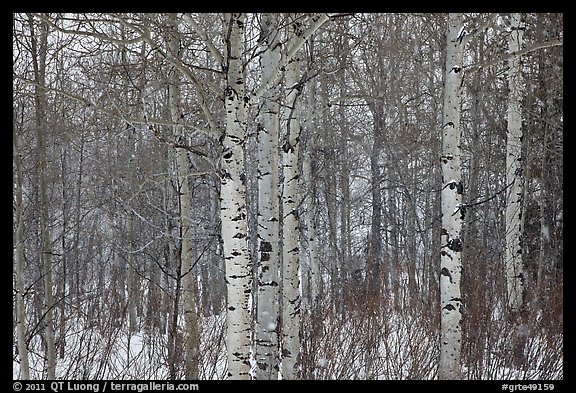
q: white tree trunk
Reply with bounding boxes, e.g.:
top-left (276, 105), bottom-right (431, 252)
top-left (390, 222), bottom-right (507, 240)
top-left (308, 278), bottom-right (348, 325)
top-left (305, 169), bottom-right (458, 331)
top-left (127, 213), bottom-right (138, 334)
top-left (168, 14), bottom-right (200, 379)
top-left (221, 13), bottom-right (252, 380)
top-left (40, 137), bottom-right (56, 380)
top-left (14, 119), bottom-right (30, 380)
top-left (505, 12), bottom-right (525, 314)
top-left (368, 105), bottom-right (383, 301)
top-left (303, 152), bottom-right (319, 304)
top-left (439, 12), bottom-right (465, 381)
top-left (337, 53), bottom-right (351, 294)
top-left (301, 73), bottom-right (320, 306)
top-left (175, 136), bottom-right (201, 380)
top-left (255, 13), bottom-right (281, 380)
top-left (209, 181), bottom-right (225, 314)
top-left (281, 17), bottom-right (303, 380)
top-left (28, 14), bottom-right (56, 380)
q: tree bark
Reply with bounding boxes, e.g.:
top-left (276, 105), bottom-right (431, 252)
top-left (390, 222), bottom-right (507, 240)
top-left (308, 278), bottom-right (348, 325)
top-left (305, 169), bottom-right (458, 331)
top-left (28, 13), bottom-right (57, 380)
top-left (439, 12), bottom-right (465, 381)
top-left (254, 13), bottom-right (281, 380)
top-left (14, 116), bottom-right (30, 380)
top-left (302, 78), bottom-right (322, 366)
top-left (58, 141), bottom-right (68, 359)
top-left (338, 67), bottom-right (352, 301)
top-left (505, 12), bottom-right (525, 314)
top-left (127, 213), bottom-right (138, 334)
top-left (72, 131), bottom-right (85, 313)
top-left (221, 13), bottom-right (252, 380)
top-left (168, 13), bottom-right (200, 380)
top-left (368, 105), bottom-right (384, 303)
top-left (303, 134), bottom-right (320, 304)
top-left (281, 16), bottom-right (304, 380)
top-left (209, 180), bottom-right (225, 315)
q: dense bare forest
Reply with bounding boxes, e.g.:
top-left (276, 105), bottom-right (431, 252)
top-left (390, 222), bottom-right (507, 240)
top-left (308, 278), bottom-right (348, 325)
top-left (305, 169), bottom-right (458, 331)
top-left (13, 13), bottom-right (562, 380)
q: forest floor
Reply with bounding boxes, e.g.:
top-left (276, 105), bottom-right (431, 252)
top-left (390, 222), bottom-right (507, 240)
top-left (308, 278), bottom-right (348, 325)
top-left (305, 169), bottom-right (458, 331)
top-left (13, 303), bottom-right (562, 380)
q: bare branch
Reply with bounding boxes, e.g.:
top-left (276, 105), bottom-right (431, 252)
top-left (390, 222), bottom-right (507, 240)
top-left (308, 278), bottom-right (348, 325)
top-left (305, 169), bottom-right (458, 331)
top-left (464, 39), bottom-right (563, 73)
top-left (140, 32), bottom-right (222, 136)
top-left (252, 13), bottom-right (330, 103)
top-left (32, 13), bottom-right (223, 138)
top-left (32, 13), bottom-right (145, 46)
top-left (182, 13), bottom-right (224, 64)
top-left (463, 13), bottom-right (499, 44)
top-left (15, 74), bottom-right (219, 138)
top-left (287, 14), bottom-right (330, 57)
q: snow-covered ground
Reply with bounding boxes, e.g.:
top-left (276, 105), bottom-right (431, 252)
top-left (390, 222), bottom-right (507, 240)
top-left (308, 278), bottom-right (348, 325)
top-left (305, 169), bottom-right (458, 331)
top-left (13, 307), bottom-right (562, 380)
top-left (13, 313), bottom-right (227, 380)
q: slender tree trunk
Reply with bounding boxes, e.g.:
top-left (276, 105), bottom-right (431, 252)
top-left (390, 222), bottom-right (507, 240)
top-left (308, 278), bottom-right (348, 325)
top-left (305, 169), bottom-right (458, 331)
top-left (368, 106), bottom-right (383, 304)
top-left (39, 62), bottom-right (57, 383)
top-left (388, 174), bottom-right (400, 311)
top-left (462, 70), bottom-right (481, 248)
top-left (169, 255), bottom-right (182, 380)
top-left (438, 12), bottom-right (465, 380)
top-left (406, 192), bottom-right (419, 298)
top-left (165, 158), bottom-right (181, 379)
top-left (462, 61), bottom-right (486, 373)
top-left (254, 13), bottom-right (281, 380)
top-left (168, 14), bottom-right (200, 379)
top-left (127, 213), bottom-right (138, 334)
top-left (306, 79), bottom-right (320, 304)
top-left (317, 75), bottom-right (339, 312)
top-left (327, 162), bottom-right (339, 311)
top-left (339, 78), bottom-right (351, 302)
top-left (209, 181), bottom-right (225, 315)
top-left (165, 92), bottom-right (178, 380)
top-left (146, 253), bottom-right (162, 330)
top-left (505, 13), bottom-right (529, 369)
top-left (505, 12), bottom-right (525, 315)
top-left (380, 164), bottom-right (391, 294)
top-left (221, 13), bottom-right (252, 380)
top-left (58, 141), bottom-right (68, 359)
top-left (281, 16), bottom-right (304, 380)
top-left (14, 116), bottom-right (30, 380)
top-left (126, 212), bottom-right (137, 369)
top-left (73, 131), bottom-right (85, 312)
top-left (303, 150), bottom-right (319, 304)
top-left (537, 131), bottom-right (550, 292)
top-left (302, 77), bottom-right (322, 372)
top-left (336, 24), bottom-right (351, 297)
top-left (121, 27), bottom-right (137, 335)
top-left (536, 43), bottom-right (552, 297)
top-left (365, 105), bottom-right (384, 379)
top-left (28, 14), bottom-right (57, 380)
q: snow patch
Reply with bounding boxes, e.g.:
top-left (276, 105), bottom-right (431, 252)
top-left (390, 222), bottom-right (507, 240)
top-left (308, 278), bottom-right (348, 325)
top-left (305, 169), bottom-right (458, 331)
top-left (542, 225), bottom-right (550, 241)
